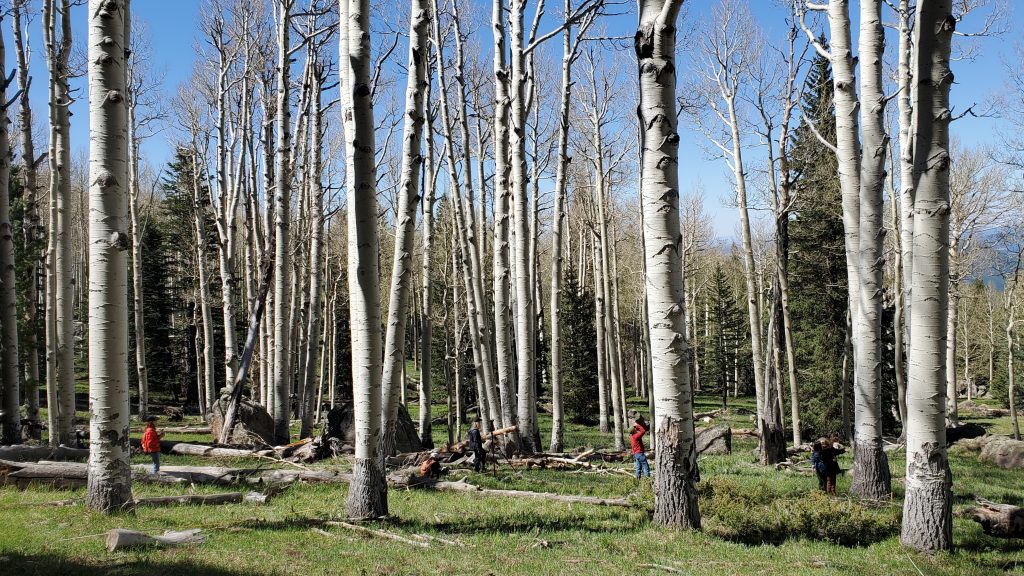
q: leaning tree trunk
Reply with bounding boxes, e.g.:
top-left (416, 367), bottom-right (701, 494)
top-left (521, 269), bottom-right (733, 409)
top-left (901, 0), bottom-right (954, 553)
top-left (271, 0), bottom-right (293, 445)
top-left (11, 1), bottom-right (41, 436)
top-left (85, 0), bottom-right (133, 513)
top-left (380, 0), bottom-right (429, 458)
top-left (0, 19), bottom-right (21, 445)
top-left (636, 0), bottom-right (700, 529)
top-left (343, 0), bottom-right (387, 519)
top-left (850, 0), bottom-right (891, 501)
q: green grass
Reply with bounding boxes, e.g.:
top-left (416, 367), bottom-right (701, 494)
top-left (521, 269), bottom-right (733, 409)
top-left (3, 395), bottom-right (1022, 575)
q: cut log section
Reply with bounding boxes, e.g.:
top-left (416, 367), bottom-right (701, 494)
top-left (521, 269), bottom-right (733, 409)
top-left (106, 528), bottom-right (205, 552)
top-left (961, 499), bottom-right (1024, 538)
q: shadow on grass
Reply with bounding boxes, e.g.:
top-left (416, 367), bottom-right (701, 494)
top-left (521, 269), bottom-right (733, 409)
top-left (376, 507), bottom-right (641, 536)
top-left (0, 554), bottom-right (266, 576)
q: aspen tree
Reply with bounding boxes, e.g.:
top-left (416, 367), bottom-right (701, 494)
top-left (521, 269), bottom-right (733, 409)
top-left (900, 0), bottom-right (955, 552)
top-left (343, 0), bottom-right (387, 519)
top-left (380, 0), bottom-right (430, 457)
top-left (85, 0), bottom-right (133, 513)
top-left (636, 0), bottom-right (699, 528)
top-left (0, 11), bottom-right (20, 445)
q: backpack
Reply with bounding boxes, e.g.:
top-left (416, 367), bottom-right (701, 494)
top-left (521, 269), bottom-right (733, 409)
top-left (811, 451), bottom-right (826, 474)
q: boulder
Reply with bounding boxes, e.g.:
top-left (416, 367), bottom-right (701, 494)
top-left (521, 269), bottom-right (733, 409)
top-left (946, 423), bottom-right (987, 445)
top-left (696, 424), bottom-right (732, 456)
top-left (209, 399), bottom-right (274, 446)
top-left (305, 402), bottom-right (421, 461)
top-left (980, 436), bottom-right (1024, 470)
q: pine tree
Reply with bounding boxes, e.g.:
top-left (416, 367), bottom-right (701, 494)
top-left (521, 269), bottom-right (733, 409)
top-left (702, 264), bottom-right (745, 409)
top-left (560, 268), bottom-right (598, 425)
top-left (789, 49), bottom-right (849, 438)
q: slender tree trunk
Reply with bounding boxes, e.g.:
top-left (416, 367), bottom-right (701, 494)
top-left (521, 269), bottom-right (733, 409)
top-left (192, 148), bottom-right (216, 418)
top-left (380, 1), bottom-right (429, 457)
top-left (0, 19), bottom-right (21, 445)
top-left (492, 0), bottom-right (520, 442)
top-left (509, 0), bottom-right (536, 454)
top-left (11, 1), bottom-right (40, 435)
top-left (419, 68), bottom-right (438, 448)
top-left (343, 0), bottom-right (387, 519)
top-left (300, 65), bottom-right (325, 440)
top-left (44, 0), bottom-right (76, 447)
top-left (636, 0), bottom-right (699, 528)
top-left (851, 0), bottom-right (891, 500)
top-left (593, 239), bottom-right (610, 435)
top-left (946, 286), bottom-right (959, 426)
top-left (271, 0), bottom-right (293, 445)
top-left (897, 0), bottom-right (915, 351)
top-left (85, 0), bottom-right (133, 512)
top-left (901, 0), bottom-right (954, 552)
top-left (125, 52), bottom-right (149, 423)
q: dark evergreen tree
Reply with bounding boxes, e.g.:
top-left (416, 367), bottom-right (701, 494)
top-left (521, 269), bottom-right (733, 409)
top-left (788, 48), bottom-right (849, 437)
top-left (560, 267), bottom-right (599, 424)
top-left (702, 264), bottom-right (745, 409)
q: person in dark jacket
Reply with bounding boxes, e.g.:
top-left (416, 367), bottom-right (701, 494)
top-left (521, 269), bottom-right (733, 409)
top-left (467, 420), bottom-right (486, 472)
top-left (813, 436), bottom-right (845, 494)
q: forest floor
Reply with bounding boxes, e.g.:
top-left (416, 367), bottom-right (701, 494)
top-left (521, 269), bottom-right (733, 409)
top-left (0, 395), bottom-right (1021, 575)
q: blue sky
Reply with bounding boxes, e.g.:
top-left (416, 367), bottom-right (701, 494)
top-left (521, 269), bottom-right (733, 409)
top-left (6, 0), bottom-right (1017, 238)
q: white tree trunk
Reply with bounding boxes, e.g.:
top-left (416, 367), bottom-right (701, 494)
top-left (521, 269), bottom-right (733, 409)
top-left (492, 0), bottom-right (520, 443)
top-left (300, 64), bottom-right (325, 440)
top-left (380, 1), bottom-right (429, 457)
top-left (43, 0), bottom-right (76, 447)
top-left (509, 0), bottom-right (537, 454)
top-left (636, 0), bottom-right (699, 529)
top-left (125, 40), bottom-right (149, 423)
top-left (418, 69), bottom-right (437, 448)
top-left (85, 0), bottom-right (133, 512)
top-left (0, 19), bottom-right (21, 445)
top-left (343, 0), bottom-right (387, 519)
top-left (901, 0), bottom-right (954, 552)
top-left (271, 0), bottom-right (293, 445)
top-left (850, 0), bottom-right (891, 500)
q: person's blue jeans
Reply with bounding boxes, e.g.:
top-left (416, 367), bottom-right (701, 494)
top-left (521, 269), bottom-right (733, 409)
top-left (149, 452), bottom-right (160, 474)
top-left (634, 453), bottom-right (650, 478)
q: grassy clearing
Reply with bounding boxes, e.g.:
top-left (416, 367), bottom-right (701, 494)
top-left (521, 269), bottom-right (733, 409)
top-left (3, 395), bottom-right (1022, 575)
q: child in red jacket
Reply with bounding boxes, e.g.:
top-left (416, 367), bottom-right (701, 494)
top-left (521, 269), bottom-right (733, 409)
top-left (630, 417), bottom-right (650, 479)
top-left (141, 416), bottom-right (163, 474)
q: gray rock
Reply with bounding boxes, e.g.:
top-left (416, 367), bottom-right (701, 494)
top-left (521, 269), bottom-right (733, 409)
top-left (696, 424), bottom-right (732, 455)
top-left (209, 399), bottom-right (275, 446)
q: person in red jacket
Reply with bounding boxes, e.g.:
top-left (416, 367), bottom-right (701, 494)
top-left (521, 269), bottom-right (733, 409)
top-left (630, 417), bottom-right (650, 479)
top-left (141, 416), bottom-right (163, 474)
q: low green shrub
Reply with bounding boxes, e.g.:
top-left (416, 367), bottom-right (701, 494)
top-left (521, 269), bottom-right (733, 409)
top-left (702, 478), bottom-right (900, 546)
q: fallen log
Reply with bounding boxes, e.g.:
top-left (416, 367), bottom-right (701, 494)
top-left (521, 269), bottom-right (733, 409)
top-left (961, 499), bottom-right (1024, 538)
top-left (130, 438), bottom-right (266, 458)
top-left (323, 521), bottom-right (429, 548)
top-left (130, 426), bottom-right (212, 435)
top-left (0, 459), bottom-right (351, 488)
top-left (106, 528), bottom-right (205, 552)
top-left (451, 426), bottom-right (518, 452)
top-left (0, 445), bottom-right (89, 462)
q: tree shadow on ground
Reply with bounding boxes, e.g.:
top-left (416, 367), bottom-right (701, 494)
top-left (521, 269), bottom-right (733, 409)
top-left (376, 507), bottom-right (641, 536)
top-left (0, 553), bottom-right (271, 576)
